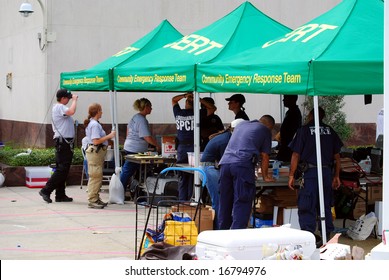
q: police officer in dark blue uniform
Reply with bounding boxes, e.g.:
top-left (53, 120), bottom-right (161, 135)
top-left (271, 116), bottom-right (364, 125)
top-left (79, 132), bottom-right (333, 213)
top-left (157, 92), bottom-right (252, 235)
top-left (172, 93), bottom-right (195, 201)
top-left (218, 115), bottom-right (275, 229)
top-left (288, 107), bottom-right (343, 246)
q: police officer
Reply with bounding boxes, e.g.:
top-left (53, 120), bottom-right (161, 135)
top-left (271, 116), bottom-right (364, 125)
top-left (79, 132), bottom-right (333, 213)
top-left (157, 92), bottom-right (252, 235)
top-left (172, 93), bottom-right (195, 200)
top-left (199, 97), bottom-right (224, 151)
top-left (199, 118), bottom-right (245, 229)
top-left (225, 94), bottom-right (249, 121)
top-left (288, 107), bottom-right (343, 246)
top-left (39, 89), bottom-right (78, 203)
top-left (218, 115), bottom-right (275, 229)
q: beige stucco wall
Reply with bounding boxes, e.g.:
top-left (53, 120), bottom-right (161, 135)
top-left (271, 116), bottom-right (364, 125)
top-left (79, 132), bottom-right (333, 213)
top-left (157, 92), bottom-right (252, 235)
top-left (0, 0), bottom-right (383, 130)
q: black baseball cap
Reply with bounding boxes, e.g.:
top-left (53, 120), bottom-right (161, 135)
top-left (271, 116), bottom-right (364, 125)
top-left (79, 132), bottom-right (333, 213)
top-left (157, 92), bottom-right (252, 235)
top-left (56, 89), bottom-right (72, 99)
top-left (225, 94), bottom-right (245, 105)
top-left (202, 97), bottom-right (215, 105)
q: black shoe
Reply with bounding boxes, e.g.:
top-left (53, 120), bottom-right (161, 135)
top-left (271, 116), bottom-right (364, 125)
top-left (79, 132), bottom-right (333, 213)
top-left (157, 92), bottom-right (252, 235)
top-left (39, 190), bottom-right (52, 203)
top-left (314, 234), bottom-right (323, 248)
top-left (88, 202), bottom-right (104, 209)
top-left (55, 196), bottom-right (73, 202)
top-left (97, 199), bottom-right (108, 207)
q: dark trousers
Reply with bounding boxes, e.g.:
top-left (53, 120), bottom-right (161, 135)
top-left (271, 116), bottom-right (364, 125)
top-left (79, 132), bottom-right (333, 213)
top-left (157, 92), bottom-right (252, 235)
top-left (42, 139), bottom-right (73, 197)
top-left (176, 144), bottom-right (194, 201)
top-left (120, 151), bottom-right (139, 189)
top-left (218, 163), bottom-right (256, 229)
top-left (297, 168), bottom-right (334, 236)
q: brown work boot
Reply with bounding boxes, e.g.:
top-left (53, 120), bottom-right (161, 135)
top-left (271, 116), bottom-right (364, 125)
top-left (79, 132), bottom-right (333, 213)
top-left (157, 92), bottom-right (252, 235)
top-left (97, 199), bottom-right (108, 207)
top-left (88, 202), bottom-right (104, 209)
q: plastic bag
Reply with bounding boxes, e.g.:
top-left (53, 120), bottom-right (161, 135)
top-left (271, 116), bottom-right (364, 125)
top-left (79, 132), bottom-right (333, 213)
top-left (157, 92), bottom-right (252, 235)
top-left (164, 220), bottom-right (198, 246)
top-left (163, 212), bottom-right (198, 246)
top-left (347, 212), bottom-right (377, 240)
top-left (108, 173), bottom-right (124, 204)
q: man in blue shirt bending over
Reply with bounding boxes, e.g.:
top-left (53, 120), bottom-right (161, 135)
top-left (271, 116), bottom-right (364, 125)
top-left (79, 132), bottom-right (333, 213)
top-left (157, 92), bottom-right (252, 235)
top-left (218, 115), bottom-right (275, 230)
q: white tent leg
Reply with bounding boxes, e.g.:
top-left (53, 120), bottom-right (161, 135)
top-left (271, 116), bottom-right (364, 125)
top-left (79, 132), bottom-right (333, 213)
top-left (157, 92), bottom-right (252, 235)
top-left (109, 90), bottom-right (121, 174)
top-left (193, 91), bottom-right (201, 203)
top-left (313, 96), bottom-right (327, 244)
top-left (113, 90), bottom-right (121, 173)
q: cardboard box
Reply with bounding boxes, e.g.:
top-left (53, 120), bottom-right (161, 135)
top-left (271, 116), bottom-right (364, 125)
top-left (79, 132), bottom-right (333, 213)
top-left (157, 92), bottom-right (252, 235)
top-left (368, 185), bottom-right (382, 202)
top-left (171, 205), bottom-right (214, 232)
top-left (25, 166), bottom-right (52, 188)
top-left (353, 199), bottom-right (366, 219)
top-left (161, 136), bottom-right (176, 158)
top-left (255, 195), bottom-right (275, 214)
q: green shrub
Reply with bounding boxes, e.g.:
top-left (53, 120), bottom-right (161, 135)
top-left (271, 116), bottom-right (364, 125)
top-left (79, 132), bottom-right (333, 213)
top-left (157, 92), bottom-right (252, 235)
top-left (0, 147), bottom-right (83, 166)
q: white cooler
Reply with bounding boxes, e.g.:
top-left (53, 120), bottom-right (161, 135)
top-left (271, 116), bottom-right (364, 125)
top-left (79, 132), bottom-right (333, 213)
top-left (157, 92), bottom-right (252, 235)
top-left (196, 226), bottom-right (316, 260)
top-left (25, 166), bottom-right (52, 188)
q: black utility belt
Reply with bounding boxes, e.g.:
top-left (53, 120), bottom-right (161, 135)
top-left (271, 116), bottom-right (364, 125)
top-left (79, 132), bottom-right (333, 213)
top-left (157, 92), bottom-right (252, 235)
top-left (87, 144), bottom-right (107, 153)
top-left (201, 162), bottom-right (215, 166)
top-left (55, 137), bottom-right (74, 143)
top-left (307, 163), bottom-right (330, 169)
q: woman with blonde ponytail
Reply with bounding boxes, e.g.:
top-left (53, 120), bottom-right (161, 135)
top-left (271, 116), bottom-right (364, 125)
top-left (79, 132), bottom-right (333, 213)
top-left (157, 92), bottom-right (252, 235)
top-left (120, 98), bottom-right (160, 192)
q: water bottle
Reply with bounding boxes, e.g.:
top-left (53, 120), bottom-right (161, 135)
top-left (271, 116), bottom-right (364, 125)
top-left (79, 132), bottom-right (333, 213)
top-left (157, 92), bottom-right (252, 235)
top-left (359, 156), bottom-right (372, 174)
top-left (365, 156), bottom-right (372, 174)
top-left (272, 160), bottom-right (280, 179)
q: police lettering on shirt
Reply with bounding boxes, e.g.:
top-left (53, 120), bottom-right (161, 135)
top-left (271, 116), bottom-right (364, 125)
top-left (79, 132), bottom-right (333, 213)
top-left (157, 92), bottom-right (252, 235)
top-left (309, 126), bottom-right (331, 135)
top-left (176, 115), bottom-right (194, 131)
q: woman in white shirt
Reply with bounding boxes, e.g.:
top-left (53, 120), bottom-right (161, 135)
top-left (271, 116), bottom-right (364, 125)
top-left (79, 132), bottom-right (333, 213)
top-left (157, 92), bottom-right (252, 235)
top-left (84, 103), bottom-right (116, 209)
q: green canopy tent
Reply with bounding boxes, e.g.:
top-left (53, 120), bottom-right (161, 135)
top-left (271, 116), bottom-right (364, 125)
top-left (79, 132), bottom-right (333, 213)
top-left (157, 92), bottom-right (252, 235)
top-left (112, 1), bottom-right (291, 202)
top-left (61, 20), bottom-right (182, 92)
top-left (196, 0), bottom-right (384, 243)
top-left (60, 20), bottom-right (183, 169)
top-left (113, 2), bottom-right (290, 93)
top-left (197, 0), bottom-right (383, 95)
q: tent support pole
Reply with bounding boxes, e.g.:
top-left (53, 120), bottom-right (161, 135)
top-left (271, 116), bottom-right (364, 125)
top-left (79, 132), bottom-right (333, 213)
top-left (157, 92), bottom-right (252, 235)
top-left (193, 91), bottom-right (201, 203)
top-left (109, 90), bottom-right (121, 173)
top-left (313, 96), bottom-right (327, 244)
top-left (113, 90), bottom-right (121, 172)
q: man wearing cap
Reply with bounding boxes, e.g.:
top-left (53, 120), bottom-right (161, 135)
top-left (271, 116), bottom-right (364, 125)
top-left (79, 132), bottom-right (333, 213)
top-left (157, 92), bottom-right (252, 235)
top-left (172, 92), bottom-right (195, 201)
top-left (199, 118), bottom-right (245, 229)
top-left (225, 93), bottom-right (249, 121)
top-left (200, 97), bottom-right (224, 151)
top-left (218, 115), bottom-right (275, 229)
top-left (39, 89), bottom-right (78, 203)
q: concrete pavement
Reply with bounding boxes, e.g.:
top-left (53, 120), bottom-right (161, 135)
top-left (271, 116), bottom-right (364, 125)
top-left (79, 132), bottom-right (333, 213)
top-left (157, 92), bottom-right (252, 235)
top-left (0, 185), bottom-right (137, 260)
top-left (0, 184), bottom-right (382, 260)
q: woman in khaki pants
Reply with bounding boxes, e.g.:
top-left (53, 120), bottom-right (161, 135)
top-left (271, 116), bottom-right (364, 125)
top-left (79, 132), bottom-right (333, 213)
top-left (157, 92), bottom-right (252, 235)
top-left (84, 103), bottom-right (116, 209)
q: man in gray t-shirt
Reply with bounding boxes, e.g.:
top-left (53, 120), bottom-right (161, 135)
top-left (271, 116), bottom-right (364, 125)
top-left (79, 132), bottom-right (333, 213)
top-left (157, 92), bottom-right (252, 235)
top-left (39, 89), bottom-right (78, 204)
